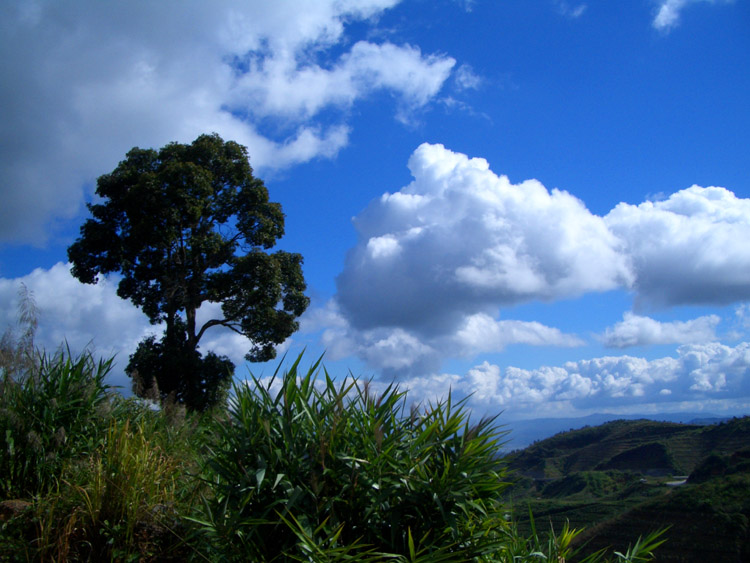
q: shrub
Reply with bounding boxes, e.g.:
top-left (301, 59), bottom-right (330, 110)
top-left (0, 390), bottom-right (206, 561)
top-left (49, 418), bottom-right (188, 561)
top-left (196, 354), bottom-right (510, 561)
top-left (0, 347), bottom-right (113, 498)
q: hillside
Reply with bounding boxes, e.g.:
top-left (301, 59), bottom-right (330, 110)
top-left (504, 416), bottom-right (750, 562)
top-left (507, 416), bottom-right (750, 479)
top-left (502, 412), bottom-right (731, 450)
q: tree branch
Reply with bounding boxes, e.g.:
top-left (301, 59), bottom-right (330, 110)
top-left (196, 318), bottom-right (242, 344)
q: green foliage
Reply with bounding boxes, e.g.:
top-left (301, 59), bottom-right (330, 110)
top-left (540, 471), bottom-right (639, 500)
top-left (0, 341), bottom-right (665, 562)
top-left (49, 418), bottom-right (187, 561)
top-left (0, 347), bottom-right (112, 498)
top-left (506, 417), bottom-right (750, 562)
top-left (195, 354), bottom-right (510, 561)
top-left (127, 318), bottom-right (233, 412)
top-left (508, 417), bottom-right (750, 481)
top-left (67, 133), bottom-right (309, 410)
top-left (0, 390), bottom-right (205, 561)
top-left (494, 513), bottom-right (666, 563)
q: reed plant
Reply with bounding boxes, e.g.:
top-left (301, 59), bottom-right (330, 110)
top-left (30, 417), bottom-right (190, 561)
top-left (0, 394), bottom-right (204, 561)
top-left (0, 311), bottom-right (205, 561)
top-left (195, 354), bottom-right (511, 561)
top-left (0, 347), bottom-right (113, 498)
top-left (493, 509), bottom-right (666, 562)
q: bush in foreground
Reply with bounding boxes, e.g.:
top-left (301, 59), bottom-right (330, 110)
top-left (196, 354), bottom-right (510, 561)
top-left (0, 348), bottom-right (112, 499)
top-left (195, 355), bottom-right (665, 562)
top-left (0, 345), bottom-right (203, 561)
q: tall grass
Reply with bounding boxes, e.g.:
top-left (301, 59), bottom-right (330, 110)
top-left (196, 354), bottom-right (513, 560)
top-left (0, 292), bottom-right (204, 560)
top-left (493, 510), bottom-right (666, 563)
top-left (0, 284), bottom-right (38, 381)
top-left (0, 347), bottom-right (113, 498)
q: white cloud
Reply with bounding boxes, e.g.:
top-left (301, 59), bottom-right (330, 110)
top-left (735, 304), bottom-right (750, 330)
top-left (228, 40), bottom-right (454, 123)
top-left (555, 1), bottom-right (587, 19)
top-left (454, 64), bottom-right (482, 91)
top-left (320, 318), bottom-right (443, 378)
top-left (0, 263), bottom-right (154, 389)
top-left (333, 143), bottom-right (627, 372)
top-left (315, 300), bottom-right (583, 378)
top-left (339, 146), bottom-right (750, 324)
top-left (330, 144), bottom-right (750, 376)
top-left (453, 314), bottom-right (584, 354)
top-left (605, 186), bottom-right (750, 308)
top-left (602, 312), bottom-right (720, 348)
top-left (654, 0), bottom-right (689, 29)
top-left (652, 0), bottom-right (733, 31)
top-left (393, 341), bottom-right (750, 419)
top-left (0, 263), bottom-right (276, 388)
top-left (0, 0), bottom-right (455, 244)
top-left (337, 143), bottom-right (631, 335)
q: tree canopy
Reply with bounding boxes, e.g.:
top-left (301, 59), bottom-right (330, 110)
top-left (68, 133), bottom-right (309, 409)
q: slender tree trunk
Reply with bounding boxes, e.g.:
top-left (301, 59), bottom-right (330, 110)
top-left (186, 305), bottom-right (198, 352)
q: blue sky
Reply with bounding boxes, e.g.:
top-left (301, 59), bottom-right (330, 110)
top-left (2, 0), bottom-right (750, 425)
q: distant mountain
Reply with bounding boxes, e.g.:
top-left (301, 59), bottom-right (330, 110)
top-left (506, 416), bottom-right (750, 479)
top-left (501, 412), bottom-right (735, 450)
top-left (503, 416), bottom-right (750, 562)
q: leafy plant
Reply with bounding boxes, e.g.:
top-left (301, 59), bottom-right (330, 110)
top-left (0, 346), bottom-right (113, 498)
top-left (0, 331), bottom-right (666, 561)
top-left (492, 509), bottom-right (666, 563)
top-left (195, 353), bottom-right (510, 561)
top-left (51, 418), bottom-right (186, 561)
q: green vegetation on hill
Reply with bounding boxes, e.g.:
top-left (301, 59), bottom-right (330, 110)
top-left (508, 417), bottom-right (750, 479)
top-left (504, 416), bottom-right (750, 562)
top-left (575, 471), bottom-right (750, 562)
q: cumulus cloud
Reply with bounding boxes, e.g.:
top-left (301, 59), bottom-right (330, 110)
top-left (317, 301), bottom-right (583, 378)
top-left (605, 186), bottom-right (750, 308)
top-left (337, 143), bottom-right (631, 334)
top-left (652, 0), bottom-right (733, 31)
top-left (602, 312), bottom-right (720, 348)
top-left (0, 263), bottom-right (270, 388)
top-left (453, 314), bottom-right (584, 353)
top-left (0, 263), bottom-right (154, 388)
top-left (333, 143), bottom-right (625, 373)
top-left (411, 341), bottom-right (750, 418)
top-left (0, 0), bottom-right (455, 244)
top-left (244, 339), bottom-right (750, 421)
top-left (331, 144), bottom-right (750, 376)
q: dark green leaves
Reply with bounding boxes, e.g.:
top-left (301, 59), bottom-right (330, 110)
top-left (198, 354), bottom-right (511, 560)
top-left (67, 133), bottom-right (309, 410)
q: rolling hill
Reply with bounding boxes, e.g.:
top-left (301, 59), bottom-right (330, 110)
top-left (503, 416), bottom-right (750, 562)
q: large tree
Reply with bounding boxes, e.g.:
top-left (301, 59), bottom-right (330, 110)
top-left (68, 133), bottom-right (309, 409)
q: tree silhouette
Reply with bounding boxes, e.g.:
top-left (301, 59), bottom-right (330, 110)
top-left (68, 133), bottom-right (309, 409)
